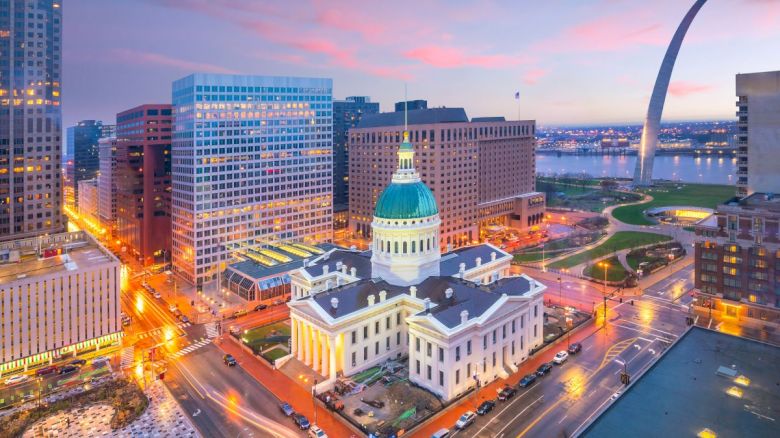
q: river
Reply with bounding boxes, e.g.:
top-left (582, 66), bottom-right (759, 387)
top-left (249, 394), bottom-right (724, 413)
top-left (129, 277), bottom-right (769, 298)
top-left (536, 154), bottom-right (737, 185)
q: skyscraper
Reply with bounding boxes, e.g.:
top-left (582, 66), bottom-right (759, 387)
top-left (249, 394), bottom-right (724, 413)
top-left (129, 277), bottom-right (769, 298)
top-left (0, 0), bottom-right (64, 240)
top-left (97, 136), bottom-right (117, 234)
top-left (171, 74), bottom-right (333, 285)
top-left (115, 104), bottom-right (173, 266)
top-left (735, 70), bottom-right (780, 196)
top-left (67, 120), bottom-right (106, 206)
top-left (332, 96), bottom-right (379, 228)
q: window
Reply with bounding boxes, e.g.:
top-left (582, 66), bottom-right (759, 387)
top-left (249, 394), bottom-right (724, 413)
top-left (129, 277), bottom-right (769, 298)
top-left (415, 337), bottom-right (420, 352)
top-left (386, 316), bottom-right (391, 330)
top-left (511, 341), bottom-right (515, 355)
top-left (427, 365), bottom-right (432, 380)
top-left (502, 325), bottom-right (506, 339)
top-left (521, 336), bottom-right (524, 350)
top-left (492, 330), bottom-right (497, 344)
top-left (351, 352), bottom-right (356, 366)
top-left (467, 363), bottom-right (471, 379)
top-left (439, 347), bottom-right (444, 362)
top-left (533, 324), bottom-right (537, 337)
top-left (521, 315), bottom-right (524, 329)
top-left (386, 337), bottom-right (390, 350)
top-left (467, 340), bottom-right (472, 355)
top-left (534, 305), bottom-right (538, 318)
top-left (351, 330), bottom-right (356, 345)
top-left (455, 346), bottom-right (461, 361)
top-left (483, 335), bottom-right (488, 350)
top-left (427, 342), bottom-right (432, 357)
top-left (439, 371), bottom-right (444, 386)
top-left (511, 320), bottom-right (516, 334)
top-left (363, 326), bottom-right (368, 339)
top-left (416, 360), bottom-right (420, 374)
top-left (397, 332), bottom-right (401, 345)
top-left (396, 312), bottom-right (401, 325)
top-left (364, 346), bottom-right (368, 360)
top-left (455, 369), bottom-right (460, 384)
top-left (492, 352), bottom-right (496, 367)
top-left (375, 342), bottom-right (379, 355)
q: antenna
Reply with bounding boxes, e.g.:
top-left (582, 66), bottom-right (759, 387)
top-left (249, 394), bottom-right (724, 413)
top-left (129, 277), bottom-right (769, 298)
top-left (404, 84), bottom-right (408, 131)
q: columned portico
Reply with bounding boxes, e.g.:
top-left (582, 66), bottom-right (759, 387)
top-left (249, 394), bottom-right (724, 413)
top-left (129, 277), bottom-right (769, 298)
top-left (304, 321), bottom-right (311, 366)
top-left (320, 333), bottom-right (329, 377)
top-left (329, 336), bottom-right (337, 380)
top-left (312, 328), bottom-right (321, 372)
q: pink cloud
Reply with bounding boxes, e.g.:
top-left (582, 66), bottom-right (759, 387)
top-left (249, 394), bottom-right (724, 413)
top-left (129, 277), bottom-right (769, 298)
top-left (404, 45), bottom-right (530, 69)
top-left (668, 80), bottom-right (713, 97)
top-left (523, 68), bottom-right (549, 85)
top-left (111, 48), bottom-right (238, 74)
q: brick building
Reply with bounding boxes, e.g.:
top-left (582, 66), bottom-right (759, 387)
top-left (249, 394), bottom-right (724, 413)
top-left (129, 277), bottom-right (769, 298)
top-left (348, 108), bottom-right (543, 251)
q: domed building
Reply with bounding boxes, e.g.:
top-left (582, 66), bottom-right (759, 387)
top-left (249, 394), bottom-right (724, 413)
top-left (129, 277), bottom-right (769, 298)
top-left (287, 130), bottom-right (546, 401)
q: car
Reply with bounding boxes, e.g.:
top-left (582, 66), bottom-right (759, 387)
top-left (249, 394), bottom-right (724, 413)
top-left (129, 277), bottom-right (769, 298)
top-left (153, 292), bottom-right (162, 299)
top-left (254, 303), bottom-right (268, 311)
top-left (22, 393), bottom-right (36, 401)
top-left (229, 326), bottom-right (240, 335)
top-left (476, 400), bottom-right (495, 415)
top-left (4, 374), bottom-right (30, 385)
top-left (92, 356), bottom-right (109, 366)
top-left (272, 299), bottom-right (283, 306)
top-left (553, 351), bottom-right (569, 364)
top-left (518, 374), bottom-right (537, 388)
top-left (308, 425), bottom-right (328, 438)
top-left (568, 343), bottom-right (583, 355)
top-left (279, 402), bottom-right (294, 416)
top-left (168, 304), bottom-right (178, 313)
top-left (293, 413), bottom-right (310, 430)
top-left (35, 366), bottom-right (58, 376)
top-left (180, 315), bottom-right (190, 324)
top-left (58, 365), bottom-right (78, 375)
top-left (536, 362), bottom-right (553, 376)
top-left (431, 428), bottom-right (451, 438)
top-left (232, 309), bottom-right (248, 319)
top-left (223, 354), bottom-right (237, 366)
top-left (497, 386), bottom-right (516, 401)
top-left (455, 411), bottom-right (476, 429)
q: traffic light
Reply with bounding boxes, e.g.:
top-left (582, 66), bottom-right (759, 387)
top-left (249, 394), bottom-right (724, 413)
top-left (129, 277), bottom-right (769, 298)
top-left (620, 372), bottom-right (630, 385)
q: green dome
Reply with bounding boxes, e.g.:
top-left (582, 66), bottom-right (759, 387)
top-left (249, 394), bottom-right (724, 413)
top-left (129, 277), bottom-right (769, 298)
top-left (374, 181), bottom-right (439, 219)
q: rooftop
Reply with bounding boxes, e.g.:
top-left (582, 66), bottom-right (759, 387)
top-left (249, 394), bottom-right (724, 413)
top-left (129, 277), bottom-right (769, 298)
top-left (721, 192), bottom-right (780, 213)
top-left (583, 327), bottom-right (780, 438)
top-left (228, 243), bottom-right (341, 280)
top-left (0, 233), bottom-right (115, 286)
top-left (356, 108), bottom-right (469, 128)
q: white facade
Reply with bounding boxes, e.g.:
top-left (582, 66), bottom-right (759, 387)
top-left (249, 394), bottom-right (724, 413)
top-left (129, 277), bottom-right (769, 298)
top-left (0, 232), bottom-right (122, 375)
top-left (287, 129), bottom-right (545, 401)
top-left (171, 74), bottom-right (334, 285)
top-left (98, 137), bottom-right (118, 232)
top-left (736, 70), bottom-right (780, 196)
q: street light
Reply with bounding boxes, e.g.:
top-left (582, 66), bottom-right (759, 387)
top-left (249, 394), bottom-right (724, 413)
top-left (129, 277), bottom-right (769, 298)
top-left (598, 262), bottom-right (609, 327)
top-left (558, 276), bottom-right (562, 308)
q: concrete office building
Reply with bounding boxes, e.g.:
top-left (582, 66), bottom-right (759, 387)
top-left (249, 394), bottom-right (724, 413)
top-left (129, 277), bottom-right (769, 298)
top-left (115, 104), bottom-right (173, 266)
top-left (735, 70), bottom-right (780, 196)
top-left (171, 74), bottom-right (333, 285)
top-left (288, 131), bottom-right (545, 400)
top-left (77, 178), bottom-right (99, 227)
top-left (98, 137), bottom-right (117, 234)
top-left (394, 100), bottom-right (427, 112)
top-left (349, 108), bottom-right (543, 250)
top-left (333, 96), bottom-right (379, 229)
top-left (0, 231), bottom-right (122, 376)
top-left (0, 0), bottom-right (64, 240)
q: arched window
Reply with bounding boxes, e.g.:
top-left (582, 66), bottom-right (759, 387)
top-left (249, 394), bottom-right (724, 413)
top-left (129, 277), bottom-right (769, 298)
top-left (420, 239), bottom-right (424, 253)
top-left (394, 241), bottom-right (399, 254)
top-left (412, 241), bottom-right (416, 253)
top-left (403, 241), bottom-right (408, 254)
top-left (427, 238), bottom-right (431, 251)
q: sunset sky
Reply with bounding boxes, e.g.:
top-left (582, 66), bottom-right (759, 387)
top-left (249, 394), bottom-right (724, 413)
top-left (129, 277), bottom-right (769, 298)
top-left (64, 0), bottom-right (779, 127)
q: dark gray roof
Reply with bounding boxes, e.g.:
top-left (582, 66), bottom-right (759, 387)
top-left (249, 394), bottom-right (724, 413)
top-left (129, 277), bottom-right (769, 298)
top-left (307, 274), bottom-right (535, 329)
top-left (227, 243), bottom-right (342, 280)
top-left (471, 116), bottom-right (506, 122)
top-left (302, 249), bottom-right (373, 278)
top-left (356, 108), bottom-right (469, 128)
top-left (440, 244), bottom-right (505, 276)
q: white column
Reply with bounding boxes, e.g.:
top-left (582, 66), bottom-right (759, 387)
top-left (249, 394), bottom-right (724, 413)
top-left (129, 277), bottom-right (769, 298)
top-left (304, 323), bottom-right (311, 365)
top-left (312, 328), bottom-right (320, 372)
top-left (297, 320), bottom-right (304, 361)
top-left (321, 333), bottom-right (329, 377)
top-left (329, 336), bottom-right (337, 381)
top-left (290, 316), bottom-right (298, 357)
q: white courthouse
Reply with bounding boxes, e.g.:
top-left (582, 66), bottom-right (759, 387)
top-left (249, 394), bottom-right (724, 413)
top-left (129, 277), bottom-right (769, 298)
top-left (288, 131), bottom-right (545, 401)
top-left (0, 231), bottom-right (122, 376)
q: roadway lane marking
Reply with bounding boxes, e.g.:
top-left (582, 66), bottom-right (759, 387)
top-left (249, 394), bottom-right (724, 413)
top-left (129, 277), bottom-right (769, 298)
top-left (472, 391), bottom-right (542, 437)
top-left (557, 414), bottom-right (568, 424)
top-left (611, 323), bottom-right (675, 343)
top-left (486, 395), bottom-right (544, 438)
top-left (616, 319), bottom-right (680, 338)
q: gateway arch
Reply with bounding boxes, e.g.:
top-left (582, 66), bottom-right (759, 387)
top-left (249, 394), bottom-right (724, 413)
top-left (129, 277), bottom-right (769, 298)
top-left (633, 0), bottom-right (708, 186)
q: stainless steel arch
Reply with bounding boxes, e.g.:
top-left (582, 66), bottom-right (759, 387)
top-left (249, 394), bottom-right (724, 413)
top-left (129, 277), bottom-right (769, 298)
top-left (633, 0), bottom-right (708, 186)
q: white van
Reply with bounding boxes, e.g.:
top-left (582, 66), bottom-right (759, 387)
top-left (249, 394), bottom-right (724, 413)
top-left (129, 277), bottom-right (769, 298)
top-left (431, 429), bottom-right (450, 438)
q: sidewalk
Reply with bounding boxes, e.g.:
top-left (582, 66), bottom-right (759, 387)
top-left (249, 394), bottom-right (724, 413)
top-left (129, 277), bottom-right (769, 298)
top-left (216, 336), bottom-right (358, 438)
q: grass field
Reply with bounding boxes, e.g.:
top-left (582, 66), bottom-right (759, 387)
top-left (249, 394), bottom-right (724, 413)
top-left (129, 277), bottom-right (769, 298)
top-left (261, 348), bottom-right (289, 362)
top-left (611, 183), bottom-right (734, 225)
top-left (549, 231), bottom-right (672, 269)
top-left (583, 256), bottom-right (628, 282)
top-left (241, 321), bottom-right (290, 354)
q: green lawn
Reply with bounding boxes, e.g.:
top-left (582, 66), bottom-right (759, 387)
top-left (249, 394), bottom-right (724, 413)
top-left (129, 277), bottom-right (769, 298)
top-left (261, 348), bottom-right (289, 362)
top-left (549, 231), bottom-right (672, 269)
top-left (513, 249), bottom-right (569, 263)
top-left (611, 183), bottom-right (734, 225)
top-left (583, 256), bottom-right (628, 282)
top-left (241, 321), bottom-right (290, 354)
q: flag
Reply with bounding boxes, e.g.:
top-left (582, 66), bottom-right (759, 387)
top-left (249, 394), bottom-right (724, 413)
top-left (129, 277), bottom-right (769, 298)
top-left (514, 91), bottom-right (520, 100)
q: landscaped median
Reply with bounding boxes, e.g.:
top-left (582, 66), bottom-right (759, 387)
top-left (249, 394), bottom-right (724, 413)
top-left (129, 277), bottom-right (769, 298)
top-left (611, 182), bottom-right (733, 225)
top-left (549, 231), bottom-right (673, 270)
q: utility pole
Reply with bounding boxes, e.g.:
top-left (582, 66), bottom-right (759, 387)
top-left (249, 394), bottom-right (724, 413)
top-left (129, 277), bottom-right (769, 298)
top-left (312, 379), bottom-right (318, 424)
top-left (558, 276), bottom-right (562, 307)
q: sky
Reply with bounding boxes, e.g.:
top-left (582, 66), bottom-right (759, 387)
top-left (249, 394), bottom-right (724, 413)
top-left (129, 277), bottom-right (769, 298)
top-left (63, 0), bottom-right (780, 128)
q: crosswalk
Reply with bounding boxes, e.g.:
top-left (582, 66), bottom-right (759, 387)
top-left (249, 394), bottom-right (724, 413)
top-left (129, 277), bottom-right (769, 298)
top-left (136, 323), bottom-right (191, 340)
top-left (204, 322), bottom-right (219, 338)
top-left (120, 346), bottom-right (135, 369)
top-left (168, 338), bottom-right (212, 359)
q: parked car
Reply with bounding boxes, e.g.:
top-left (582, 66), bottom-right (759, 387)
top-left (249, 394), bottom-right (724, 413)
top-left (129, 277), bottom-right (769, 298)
top-left (536, 362), bottom-right (553, 376)
top-left (431, 428), bottom-right (451, 438)
top-left (497, 386), bottom-right (516, 401)
top-left (91, 356), bottom-right (109, 366)
top-left (4, 374), bottom-right (29, 385)
top-left (180, 315), bottom-right (190, 324)
top-left (223, 354), bottom-right (237, 366)
top-left (293, 414), bottom-right (310, 430)
top-left (232, 309), bottom-right (248, 319)
top-left (254, 303), bottom-right (268, 311)
top-left (58, 365), bottom-right (78, 375)
top-left (553, 351), bottom-right (569, 365)
top-left (35, 366), bottom-right (58, 376)
top-left (455, 411), bottom-right (476, 429)
top-left (272, 299), bottom-right (283, 306)
top-left (280, 402), bottom-right (294, 416)
top-left (70, 359), bottom-right (87, 366)
top-left (153, 292), bottom-right (162, 299)
top-left (518, 374), bottom-right (537, 388)
top-left (168, 304), bottom-right (178, 313)
top-left (476, 400), bottom-right (495, 415)
top-left (308, 425), bottom-right (328, 438)
top-left (568, 343), bottom-right (583, 355)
